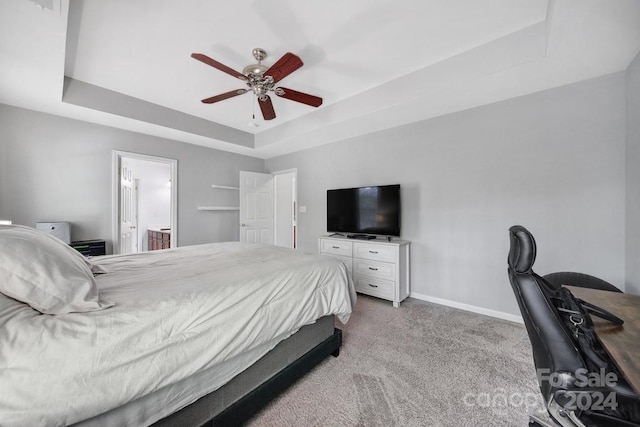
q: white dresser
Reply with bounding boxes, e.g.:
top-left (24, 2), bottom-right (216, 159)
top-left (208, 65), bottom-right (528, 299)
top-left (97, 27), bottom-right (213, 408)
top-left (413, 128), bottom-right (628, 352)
top-left (318, 236), bottom-right (410, 307)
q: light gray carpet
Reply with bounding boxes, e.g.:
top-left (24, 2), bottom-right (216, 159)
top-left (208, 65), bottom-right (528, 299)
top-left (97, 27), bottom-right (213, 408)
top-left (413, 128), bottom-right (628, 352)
top-left (247, 295), bottom-right (550, 426)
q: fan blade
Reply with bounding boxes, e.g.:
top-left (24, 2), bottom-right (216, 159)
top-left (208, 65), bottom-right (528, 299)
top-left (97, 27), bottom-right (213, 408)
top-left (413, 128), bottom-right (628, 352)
top-left (264, 52), bottom-right (303, 83)
top-left (191, 53), bottom-right (247, 81)
top-left (201, 89), bottom-right (248, 104)
top-left (275, 87), bottom-right (322, 107)
top-left (259, 96), bottom-right (276, 120)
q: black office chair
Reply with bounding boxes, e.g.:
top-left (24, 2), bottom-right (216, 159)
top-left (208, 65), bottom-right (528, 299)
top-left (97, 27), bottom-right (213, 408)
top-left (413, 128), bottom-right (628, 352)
top-left (507, 225), bottom-right (640, 426)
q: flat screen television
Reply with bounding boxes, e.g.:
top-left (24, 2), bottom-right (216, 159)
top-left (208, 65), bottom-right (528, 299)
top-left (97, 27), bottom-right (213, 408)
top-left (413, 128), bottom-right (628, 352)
top-left (327, 184), bottom-right (400, 237)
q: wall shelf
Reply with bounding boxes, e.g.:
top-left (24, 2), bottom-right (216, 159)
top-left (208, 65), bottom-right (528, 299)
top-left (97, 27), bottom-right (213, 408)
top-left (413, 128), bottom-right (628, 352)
top-left (198, 206), bottom-right (240, 211)
top-left (199, 184), bottom-right (240, 211)
top-left (211, 184), bottom-right (240, 190)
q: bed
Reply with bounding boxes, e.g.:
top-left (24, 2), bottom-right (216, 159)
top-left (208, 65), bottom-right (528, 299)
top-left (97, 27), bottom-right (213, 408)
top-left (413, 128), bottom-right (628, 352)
top-left (0, 225), bottom-right (356, 426)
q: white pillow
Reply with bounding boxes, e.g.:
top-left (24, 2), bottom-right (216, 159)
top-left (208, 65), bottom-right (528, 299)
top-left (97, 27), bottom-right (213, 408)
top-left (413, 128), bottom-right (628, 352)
top-left (0, 225), bottom-right (114, 314)
top-left (38, 230), bottom-right (109, 275)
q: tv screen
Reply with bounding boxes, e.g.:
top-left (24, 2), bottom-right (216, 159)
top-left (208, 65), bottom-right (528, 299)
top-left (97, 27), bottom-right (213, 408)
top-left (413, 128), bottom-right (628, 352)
top-left (327, 184), bottom-right (400, 236)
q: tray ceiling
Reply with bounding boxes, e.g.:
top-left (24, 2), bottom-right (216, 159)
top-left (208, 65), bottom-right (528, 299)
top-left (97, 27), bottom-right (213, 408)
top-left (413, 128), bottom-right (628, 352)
top-left (1, 0), bottom-right (639, 158)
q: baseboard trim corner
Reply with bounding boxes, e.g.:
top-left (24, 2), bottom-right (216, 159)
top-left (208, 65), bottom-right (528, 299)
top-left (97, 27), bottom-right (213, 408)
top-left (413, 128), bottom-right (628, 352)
top-left (409, 292), bottom-right (524, 324)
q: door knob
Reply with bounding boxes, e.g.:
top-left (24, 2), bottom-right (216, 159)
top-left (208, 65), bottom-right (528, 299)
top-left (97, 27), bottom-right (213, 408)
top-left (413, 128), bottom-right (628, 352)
top-left (241, 223), bottom-right (246, 227)
top-left (130, 225), bottom-right (136, 229)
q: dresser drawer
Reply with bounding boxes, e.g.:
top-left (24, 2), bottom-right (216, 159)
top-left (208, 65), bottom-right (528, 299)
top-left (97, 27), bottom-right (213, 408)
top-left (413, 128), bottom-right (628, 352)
top-left (320, 239), bottom-right (353, 257)
top-left (354, 242), bottom-right (396, 262)
top-left (354, 276), bottom-right (395, 300)
top-left (318, 236), bottom-right (410, 308)
top-left (354, 258), bottom-right (395, 281)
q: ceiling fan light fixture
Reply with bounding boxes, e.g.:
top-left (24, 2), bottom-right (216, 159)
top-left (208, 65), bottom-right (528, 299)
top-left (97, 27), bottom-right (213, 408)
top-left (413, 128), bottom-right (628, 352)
top-left (192, 47), bottom-right (322, 121)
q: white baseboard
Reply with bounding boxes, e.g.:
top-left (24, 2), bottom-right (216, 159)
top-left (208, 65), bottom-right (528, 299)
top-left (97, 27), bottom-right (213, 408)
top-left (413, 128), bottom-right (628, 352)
top-left (409, 292), bottom-right (524, 324)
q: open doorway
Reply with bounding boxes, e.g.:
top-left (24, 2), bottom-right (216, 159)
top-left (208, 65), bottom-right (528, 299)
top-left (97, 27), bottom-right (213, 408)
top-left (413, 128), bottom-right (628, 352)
top-left (112, 151), bottom-right (177, 255)
top-left (239, 169), bottom-right (297, 249)
top-left (273, 169), bottom-right (297, 249)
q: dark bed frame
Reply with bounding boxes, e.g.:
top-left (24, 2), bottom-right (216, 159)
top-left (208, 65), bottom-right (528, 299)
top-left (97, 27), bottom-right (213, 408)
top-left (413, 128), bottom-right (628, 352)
top-left (152, 316), bottom-right (342, 427)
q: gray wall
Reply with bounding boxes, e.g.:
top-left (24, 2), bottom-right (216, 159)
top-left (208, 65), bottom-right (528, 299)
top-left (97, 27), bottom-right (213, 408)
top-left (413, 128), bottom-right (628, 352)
top-left (0, 69), bottom-right (633, 316)
top-left (626, 51), bottom-right (640, 295)
top-left (266, 73), bottom-right (627, 316)
top-left (0, 104), bottom-right (264, 251)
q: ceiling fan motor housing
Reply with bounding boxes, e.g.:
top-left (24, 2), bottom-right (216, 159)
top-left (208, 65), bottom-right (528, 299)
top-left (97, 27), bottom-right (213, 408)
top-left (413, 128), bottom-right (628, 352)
top-left (242, 47), bottom-right (268, 75)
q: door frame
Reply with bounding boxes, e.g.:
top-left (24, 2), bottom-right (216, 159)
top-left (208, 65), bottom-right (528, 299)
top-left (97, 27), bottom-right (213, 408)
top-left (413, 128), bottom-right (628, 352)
top-left (112, 150), bottom-right (178, 254)
top-left (132, 178), bottom-right (140, 252)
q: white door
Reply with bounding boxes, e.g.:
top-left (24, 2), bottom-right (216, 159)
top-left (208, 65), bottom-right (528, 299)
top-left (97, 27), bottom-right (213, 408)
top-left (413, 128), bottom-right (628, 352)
top-left (119, 159), bottom-right (136, 254)
top-left (239, 171), bottom-right (274, 244)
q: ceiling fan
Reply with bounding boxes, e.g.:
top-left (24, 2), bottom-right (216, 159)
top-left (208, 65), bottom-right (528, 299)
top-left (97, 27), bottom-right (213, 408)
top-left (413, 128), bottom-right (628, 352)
top-left (191, 48), bottom-right (323, 121)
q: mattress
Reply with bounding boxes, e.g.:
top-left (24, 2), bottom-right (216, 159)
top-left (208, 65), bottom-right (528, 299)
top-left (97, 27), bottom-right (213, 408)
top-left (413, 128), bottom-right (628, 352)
top-left (152, 315), bottom-right (336, 427)
top-left (0, 242), bottom-right (356, 427)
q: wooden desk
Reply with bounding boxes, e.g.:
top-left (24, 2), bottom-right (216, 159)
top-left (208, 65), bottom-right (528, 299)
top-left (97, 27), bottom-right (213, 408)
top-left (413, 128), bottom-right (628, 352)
top-left (565, 286), bottom-right (640, 394)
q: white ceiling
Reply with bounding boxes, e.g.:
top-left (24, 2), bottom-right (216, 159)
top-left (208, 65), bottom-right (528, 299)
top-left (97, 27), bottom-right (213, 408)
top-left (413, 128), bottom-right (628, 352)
top-left (1, 0), bottom-right (639, 158)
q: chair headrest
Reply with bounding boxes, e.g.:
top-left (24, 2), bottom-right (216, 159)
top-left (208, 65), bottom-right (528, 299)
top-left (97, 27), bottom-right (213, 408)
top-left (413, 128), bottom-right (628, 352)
top-left (508, 225), bottom-right (537, 273)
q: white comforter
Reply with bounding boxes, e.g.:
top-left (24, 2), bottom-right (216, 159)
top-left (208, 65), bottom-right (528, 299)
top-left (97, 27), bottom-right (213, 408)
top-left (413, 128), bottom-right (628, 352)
top-left (0, 242), bottom-right (355, 426)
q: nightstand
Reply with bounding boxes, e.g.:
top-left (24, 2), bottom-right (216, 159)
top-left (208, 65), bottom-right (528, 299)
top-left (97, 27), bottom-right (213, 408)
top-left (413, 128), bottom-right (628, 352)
top-left (70, 240), bottom-right (106, 257)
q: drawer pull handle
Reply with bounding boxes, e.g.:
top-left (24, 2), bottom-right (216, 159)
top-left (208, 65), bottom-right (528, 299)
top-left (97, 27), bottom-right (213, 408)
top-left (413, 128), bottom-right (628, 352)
top-left (332, 246), bottom-right (340, 249)
top-left (368, 267), bottom-right (378, 271)
top-left (368, 284), bottom-right (378, 288)
top-left (369, 250), bottom-right (378, 254)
